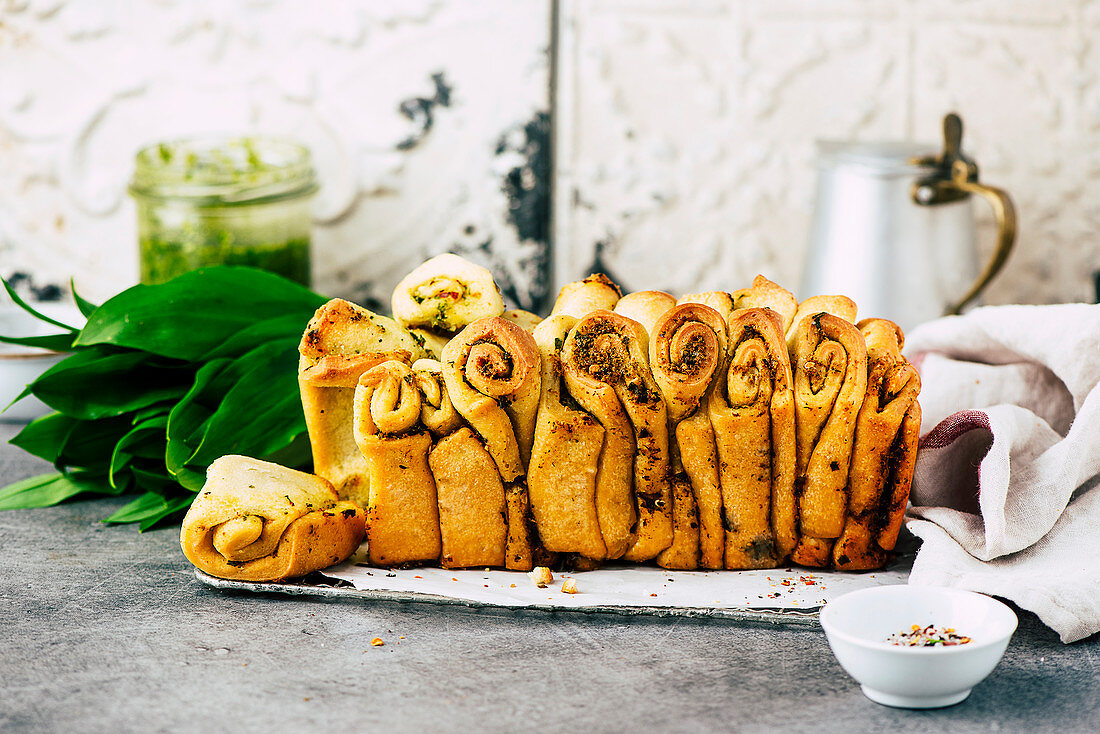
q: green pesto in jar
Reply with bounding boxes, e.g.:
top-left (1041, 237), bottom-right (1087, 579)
top-left (130, 137), bottom-right (318, 286)
top-left (138, 235), bottom-right (311, 285)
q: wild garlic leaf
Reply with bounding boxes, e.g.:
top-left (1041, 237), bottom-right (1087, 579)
top-left (102, 491), bottom-right (164, 524)
top-left (1, 267), bottom-right (320, 525)
top-left (190, 339), bottom-right (304, 465)
top-left (260, 431), bottom-right (312, 470)
top-left (165, 357), bottom-right (236, 480)
top-left (130, 402), bottom-right (174, 425)
top-left (104, 491), bottom-right (192, 529)
top-left (1, 277), bottom-right (81, 332)
top-left (10, 413), bottom-right (79, 462)
top-left (0, 473), bottom-right (74, 510)
top-left (70, 278), bottom-right (99, 317)
top-left (108, 416), bottom-right (169, 489)
top-left (4, 384), bottom-right (33, 413)
top-left (74, 266), bottom-right (324, 360)
top-left (0, 471), bottom-right (114, 510)
top-left (55, 415), bottom-right (132, 472)
top-left (139, 495), bottom-right (196, 531)
top-left (203, 313), bottom-right (314, 360)
top-left (130, 463), bottom-right (187, 495)
top-left (0, 332), bottom-right (77, 352)
top-left (29, 347), bottom-right (191, 420)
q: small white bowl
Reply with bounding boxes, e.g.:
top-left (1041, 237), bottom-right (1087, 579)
top-left (820, 585), bottom-right (1017, 709)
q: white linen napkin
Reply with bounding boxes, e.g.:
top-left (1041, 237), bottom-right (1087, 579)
top-left (902, 303), bottom-right (1100, 643)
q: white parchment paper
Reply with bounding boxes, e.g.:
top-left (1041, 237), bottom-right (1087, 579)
top-left (323, 552), bottom-right (912, 613)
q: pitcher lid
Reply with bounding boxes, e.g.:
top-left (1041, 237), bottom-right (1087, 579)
top-left (815, 140), bottom-right (939, 175)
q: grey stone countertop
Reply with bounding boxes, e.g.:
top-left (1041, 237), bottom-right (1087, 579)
top-left (1, 423), bottom-right (1098, 734)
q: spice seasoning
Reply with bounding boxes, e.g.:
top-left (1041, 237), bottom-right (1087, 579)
top-left (886, 624), bottom-right (972, 647)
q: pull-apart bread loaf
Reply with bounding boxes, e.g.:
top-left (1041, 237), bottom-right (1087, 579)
top-left (279, 259), bottom-right (923, 577)
top-left (180, 455), bottom-right (365, 581)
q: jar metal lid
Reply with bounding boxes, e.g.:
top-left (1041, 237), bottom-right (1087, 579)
top-left (129, 136), bottom-right (319, 205)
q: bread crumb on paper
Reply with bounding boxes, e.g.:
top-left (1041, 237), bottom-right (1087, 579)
top-left (529, 566), bottom-right (553, 588)
top-left (371, 637), bottom-right (384, 647)
top-left (561, 578), bottom-right (578, 594)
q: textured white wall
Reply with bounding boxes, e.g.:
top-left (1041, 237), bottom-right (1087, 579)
top-left (0, 0), bottom-right (552, 309)
top-left (2, 0), bottom-right (1098, 313)
top-left (556, 0), bottom-right (1100, 306)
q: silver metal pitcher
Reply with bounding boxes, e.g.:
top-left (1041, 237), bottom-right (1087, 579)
top-left (801, 114), bottom-right (1016, 331)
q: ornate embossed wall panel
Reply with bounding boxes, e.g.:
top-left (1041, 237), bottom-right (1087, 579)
top-left (557, 0), bottom-right (1099, 306)
top-left (0, 0), bottom-right (552, 310)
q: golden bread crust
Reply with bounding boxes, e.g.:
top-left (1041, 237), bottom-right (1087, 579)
top-left (429, 427), bottom-right (508, 568)
top-left (612, 290), bottom-right (677, 336)
top-left (551, 273), bottom-right (623, 319)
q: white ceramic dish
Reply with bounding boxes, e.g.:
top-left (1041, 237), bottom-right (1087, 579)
top-left (0, 303), bottom-right (83, 422)
top-left (820, 585), bottom-right (1017, 709)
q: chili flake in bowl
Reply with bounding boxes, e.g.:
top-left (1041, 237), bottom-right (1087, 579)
top-left (887, 624), bottom-right (972, 647)
top-left (820, 585), bottom-right (1017, 709)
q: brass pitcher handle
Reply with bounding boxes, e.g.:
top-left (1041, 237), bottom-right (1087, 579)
top-left (942, 159), bottom-right (1017, 315)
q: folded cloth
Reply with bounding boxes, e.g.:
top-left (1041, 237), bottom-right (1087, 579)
top-left (903, 304), bottom-right (1100, 643)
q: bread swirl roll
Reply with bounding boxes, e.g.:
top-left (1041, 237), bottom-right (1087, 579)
top-left (833, 319), bottom-right (921, 570)
top-left (391, 253), bottom-right (504, 335)
top-left (501, 309), bottom-right (543, 333)
top-left (651, 304), bottom-right (727, 424)
top-left (527, 315), bottom-right (608, 560)
top-left (298, 298), bottom-right (427, 507)
top-left (709, 308), bottom-right (797, 569)
top-left (788, 312), bottom-right (868, 567)
top-left (440, 317), bottom-right (543, 570)
top-left (441, 317), bottom-right (541, 477)
top-left (180, 455), bottom-right (365, 581)
top-left (785, 295), bottom-right (857, 344)
top-left (563, 311), bottom-right (672, 562)
top-left (650, 303), bottom-right (729, 570)
top-left (411, 359), bottom-right (463, 438)
top-left (353, 360), bottom-right (441, 566)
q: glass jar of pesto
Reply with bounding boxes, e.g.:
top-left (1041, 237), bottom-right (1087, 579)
top-left (129, 137), bottom-right (318, 285)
